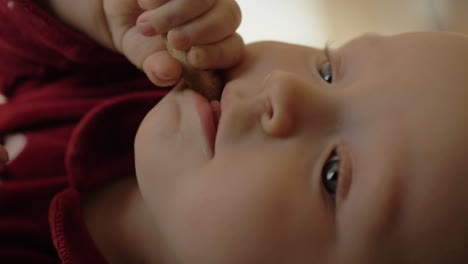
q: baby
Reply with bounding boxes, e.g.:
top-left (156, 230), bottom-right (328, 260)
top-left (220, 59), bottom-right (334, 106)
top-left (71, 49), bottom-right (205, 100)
top-left (2, 0), bottom-right (468, 263)
top-left (131, 32), bottom-right (468, 263)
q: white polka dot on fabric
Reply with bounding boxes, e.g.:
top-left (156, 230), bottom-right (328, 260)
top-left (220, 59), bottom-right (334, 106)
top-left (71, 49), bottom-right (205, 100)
top-left (4, 134), bottom-right (27, 163)
top-left (7, 1), bottom-right (14, 9)
top-left (0, 94), bottom-right (7, 104)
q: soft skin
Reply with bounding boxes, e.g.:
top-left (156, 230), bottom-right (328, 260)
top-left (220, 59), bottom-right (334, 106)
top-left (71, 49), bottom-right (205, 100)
top-left (133, 32), bottom-right (468, 263)
top-left (39, 0), bottom-right (243, 87)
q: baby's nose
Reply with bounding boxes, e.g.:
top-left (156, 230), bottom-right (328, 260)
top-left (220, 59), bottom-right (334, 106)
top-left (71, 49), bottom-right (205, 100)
top-left (260, 70), bottom-right (305, 137)
top-left (261, 70), bottom-right (334, 138)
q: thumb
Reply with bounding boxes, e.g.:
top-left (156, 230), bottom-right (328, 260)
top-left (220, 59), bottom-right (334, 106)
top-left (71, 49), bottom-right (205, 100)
top-left (119, 27), bottom-right (182, 87)
top-left (143, 51), bottom-right (183, 87)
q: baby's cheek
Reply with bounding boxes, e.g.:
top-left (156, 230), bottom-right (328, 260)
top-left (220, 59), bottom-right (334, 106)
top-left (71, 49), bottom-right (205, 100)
top-left (134, 97), bottom-right (181, 183)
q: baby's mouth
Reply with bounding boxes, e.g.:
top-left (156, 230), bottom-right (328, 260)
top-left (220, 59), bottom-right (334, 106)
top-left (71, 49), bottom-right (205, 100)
top-left (211, 100), bottom-right (221, 131)
top-left (210, 99), bottom-right (221, 154)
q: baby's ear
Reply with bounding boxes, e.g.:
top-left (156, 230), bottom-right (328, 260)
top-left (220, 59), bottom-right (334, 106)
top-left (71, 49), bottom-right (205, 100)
top-left (0, 145), bottom-right (9, 164)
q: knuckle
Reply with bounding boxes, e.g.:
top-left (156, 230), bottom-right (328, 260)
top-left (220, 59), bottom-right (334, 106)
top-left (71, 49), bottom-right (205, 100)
top-left (231, 1), bottom-right (242, 26)
top-left (139, 0), bottom-right (168, 10)
top-left (193, 46), bottom-right (220, 69)
top-left (231, 46), bottom-right (243, 65)
top-left (212, 45), bottom-right (225, 66)
top-left (137, 0), bottom-right (146, 9)
top-left (225, 1), bottom-right (242, 31)
top-left (185, 0), bottom-right (216, 16)
top-left (155, 14), bottom-right (178, 32)
top-left (225, 35), bottom-right (244, 66)
top-left (198, 0), bottom-right (216, 9)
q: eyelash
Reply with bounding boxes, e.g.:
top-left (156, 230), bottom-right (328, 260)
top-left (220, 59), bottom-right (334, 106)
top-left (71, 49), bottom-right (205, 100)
top-left (322, 145), bottom-right (354, 208)
top-left (319, 44), bottom-right (334, 84)
top-left (321, 150), bottom-right (341, 198)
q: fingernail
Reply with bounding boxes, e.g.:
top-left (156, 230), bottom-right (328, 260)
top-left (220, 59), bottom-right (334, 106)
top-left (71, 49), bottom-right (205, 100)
top-left (156, 68), bottom-right (178, 81)
top-left (137, 21), bottom-right (156, 36)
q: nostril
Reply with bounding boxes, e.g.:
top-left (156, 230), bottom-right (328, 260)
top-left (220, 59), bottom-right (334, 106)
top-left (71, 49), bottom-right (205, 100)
top-left (261, 112), bottom-right (272, 130)
top-left (260, 71), bottom-right (301, 138)
top-left (264, 99), bottom-right (273, 119)
top-left (261, 109), bottom-right (294, 138)
top-left (260, 96), bottom-right (294, 138)
top-left (260, 95), bottom-right (273, 120)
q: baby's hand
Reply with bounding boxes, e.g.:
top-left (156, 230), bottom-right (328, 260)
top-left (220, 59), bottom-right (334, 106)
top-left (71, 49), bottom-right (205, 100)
top-left (135, 0), bottom-right (244, 86)
top-left (105, 0), bottom-right (243, 87)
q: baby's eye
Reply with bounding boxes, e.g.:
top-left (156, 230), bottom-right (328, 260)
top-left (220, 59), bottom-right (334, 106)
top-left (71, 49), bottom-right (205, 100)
top-left (320, 62), bottom-right (333, 84)
top-left (322, 152), bottom-right (340, 196)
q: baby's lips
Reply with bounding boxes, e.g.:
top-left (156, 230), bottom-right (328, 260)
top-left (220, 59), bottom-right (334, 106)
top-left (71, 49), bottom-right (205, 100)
top-left (0, 145), bottom-right (9, 164)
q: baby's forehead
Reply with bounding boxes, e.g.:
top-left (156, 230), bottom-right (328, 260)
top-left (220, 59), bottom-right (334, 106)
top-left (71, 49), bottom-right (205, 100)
top-left (333, 32), bottom-right (468, 263)
top-left (340, 32), bottom-right (468, 88)
top-left (398, 31), bottom-right (468, 52)
top-left (389, 32), bottom-right (468, 66)
top-left (341, 31), bottom-right (468, 58)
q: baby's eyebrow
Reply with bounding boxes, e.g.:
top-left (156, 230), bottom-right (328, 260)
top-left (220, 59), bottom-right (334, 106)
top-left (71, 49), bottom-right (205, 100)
top-left (324, 42), bottom-right (332, 61)
top-left (322, 42), bottom-right (343, 81)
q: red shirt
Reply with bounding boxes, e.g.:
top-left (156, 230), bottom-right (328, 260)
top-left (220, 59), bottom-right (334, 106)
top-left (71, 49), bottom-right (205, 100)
top-left (0, 1), bottom-right (168, 263)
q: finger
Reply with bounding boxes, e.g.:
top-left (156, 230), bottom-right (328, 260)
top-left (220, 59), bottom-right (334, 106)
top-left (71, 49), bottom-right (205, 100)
top-left (187, 33), bottom-right (244, 69)
top-left (118, 27), bottom-right (182, 86)
top-left (119, 27), bottom-right (166, 69)
top-left (138, 0), bottom-right (170, 10)
top-left (143, 51), bottom-right (183, 87)
top-left (167, 0), bottom-right (242, 51)
top-left (136, 0), bottom-right (217, 36)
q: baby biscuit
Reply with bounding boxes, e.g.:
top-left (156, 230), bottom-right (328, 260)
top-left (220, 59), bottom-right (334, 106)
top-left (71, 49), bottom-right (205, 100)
top-left (163, 35), bottom-right (224, 101)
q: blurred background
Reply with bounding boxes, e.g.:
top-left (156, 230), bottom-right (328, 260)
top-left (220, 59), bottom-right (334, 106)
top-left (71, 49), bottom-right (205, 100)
top-left (236, 0), bottom-right (468, 47)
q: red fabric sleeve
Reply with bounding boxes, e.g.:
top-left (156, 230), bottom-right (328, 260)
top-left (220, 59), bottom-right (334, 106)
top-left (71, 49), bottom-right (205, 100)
top-left (0, 0), bottom-right (126, 81)
top-left (0, 0), bottom-right (129, 98)
top-left (0, 0), bottom-right (168, 263)
top-left (49, 92), bottom-right (165, 264)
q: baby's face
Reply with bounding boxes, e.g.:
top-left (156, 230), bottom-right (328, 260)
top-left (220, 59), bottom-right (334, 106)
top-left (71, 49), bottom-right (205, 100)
top-left (135, 32), bottom-right (468, 263)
